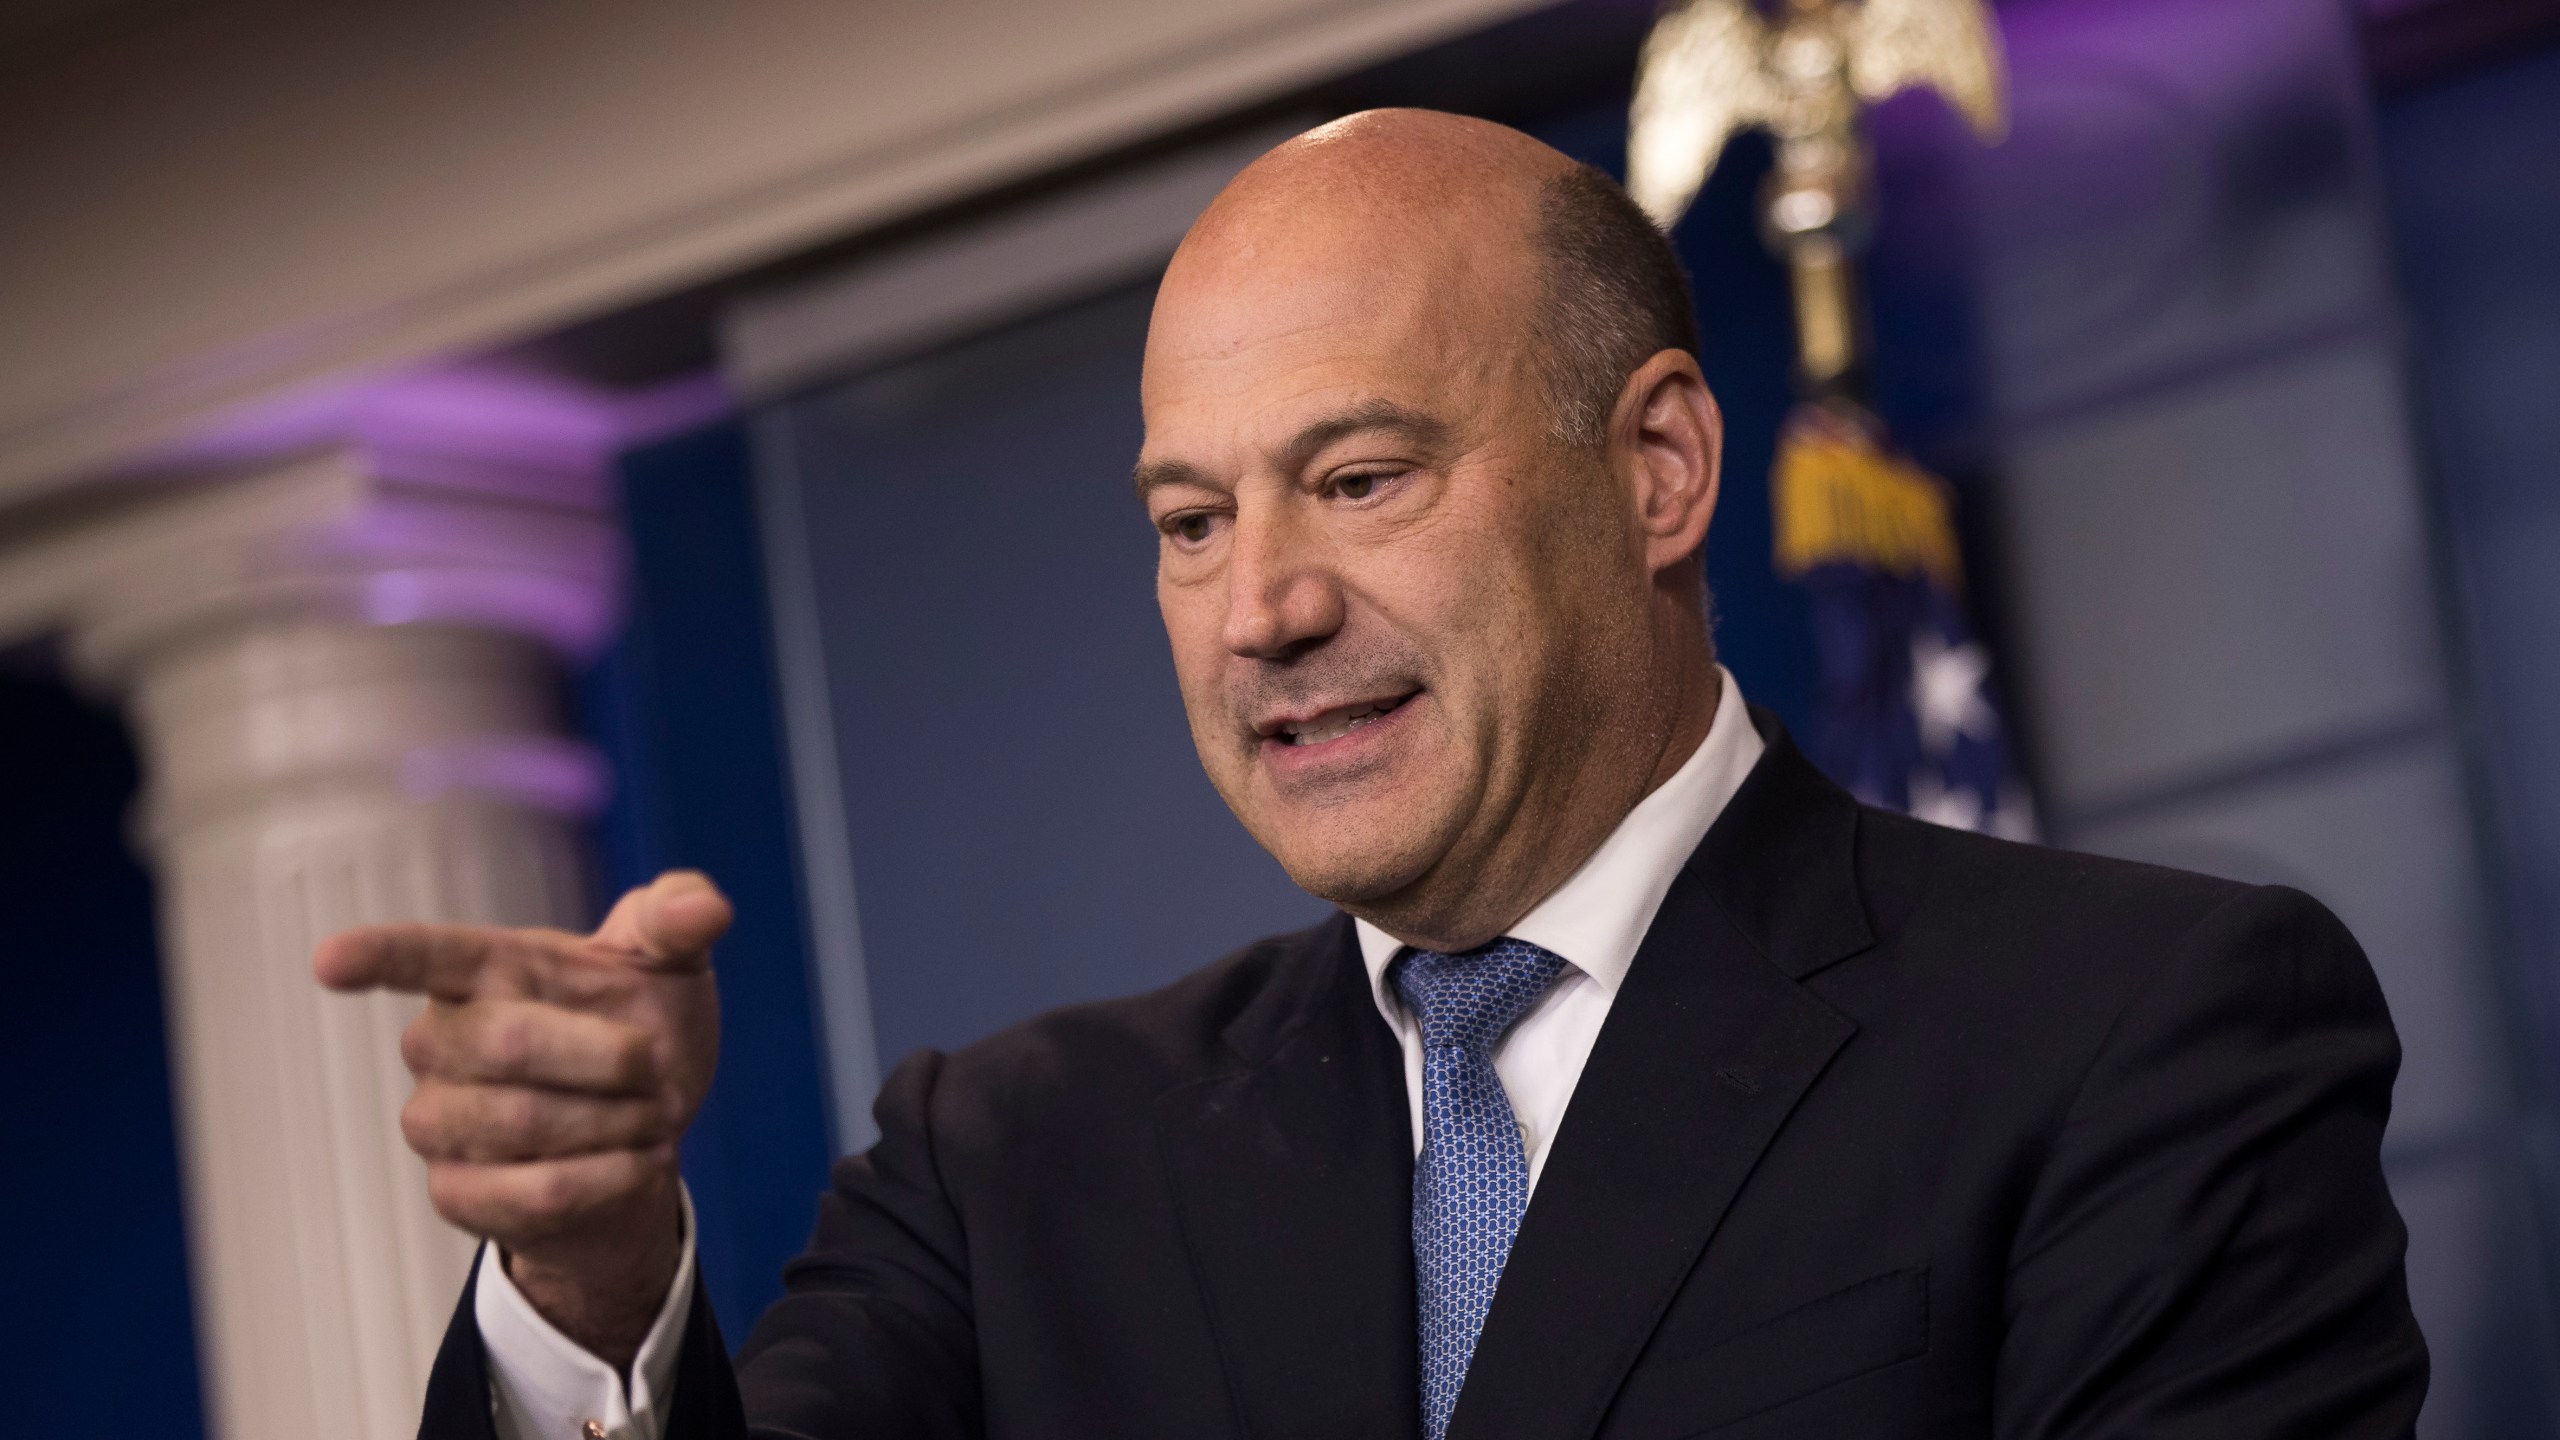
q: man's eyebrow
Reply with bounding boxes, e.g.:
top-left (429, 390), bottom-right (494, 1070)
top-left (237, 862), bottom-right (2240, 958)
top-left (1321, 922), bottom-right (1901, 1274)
top-left (1132, 456), bottom-right (1214, 501)
top-left (1132, 400), bottom-right (1454, 501)
top-left (1275, 400), bottom-right (1453, 476)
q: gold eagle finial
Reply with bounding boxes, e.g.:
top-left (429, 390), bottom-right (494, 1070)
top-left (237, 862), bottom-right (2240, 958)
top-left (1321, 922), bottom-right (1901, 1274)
top-left (1628, 0), bottom-right (2008, 232)
top-left (1628, 0), bottom-right (2007, 392)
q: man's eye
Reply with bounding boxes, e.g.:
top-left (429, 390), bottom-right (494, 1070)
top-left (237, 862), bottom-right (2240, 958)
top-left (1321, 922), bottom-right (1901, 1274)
top-left (1172, 513), bottom-right (1214, 543)
top-left (1334, 471), bottom-right (1390, 501)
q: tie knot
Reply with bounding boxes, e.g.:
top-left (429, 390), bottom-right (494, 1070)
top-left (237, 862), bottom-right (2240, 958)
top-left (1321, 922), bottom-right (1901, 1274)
top-left (1392, 938), bottom-right (1569, 1055)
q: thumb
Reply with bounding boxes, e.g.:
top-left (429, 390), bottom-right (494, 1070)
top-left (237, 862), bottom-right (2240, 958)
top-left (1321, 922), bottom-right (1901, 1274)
top-left (594, 870), bottom-right (733, 970)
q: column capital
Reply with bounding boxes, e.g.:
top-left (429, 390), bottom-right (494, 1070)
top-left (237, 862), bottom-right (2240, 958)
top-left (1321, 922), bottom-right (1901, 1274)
top-left (0, 367), bottom-right (658, 841)
top-left (64, 445), bottom-right (620, 684)
top-left (0, 367), bottom-right (636, 683)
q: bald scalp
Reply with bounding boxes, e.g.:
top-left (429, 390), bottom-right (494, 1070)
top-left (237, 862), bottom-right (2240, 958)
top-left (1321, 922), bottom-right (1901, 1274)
top-left (1166, 109), bottom-right (1698, 448)
top-left (1200, 109), bottom-right (1569, 222)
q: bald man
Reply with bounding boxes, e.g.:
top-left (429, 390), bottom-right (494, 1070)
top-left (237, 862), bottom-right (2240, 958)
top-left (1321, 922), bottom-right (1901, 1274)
top-left (329, 111), bottom-right (2427, 1440)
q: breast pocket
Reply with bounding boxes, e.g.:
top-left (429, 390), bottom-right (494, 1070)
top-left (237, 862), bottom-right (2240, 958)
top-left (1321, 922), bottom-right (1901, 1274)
top-left (1648, 1264), bottom-right (1933, 1437)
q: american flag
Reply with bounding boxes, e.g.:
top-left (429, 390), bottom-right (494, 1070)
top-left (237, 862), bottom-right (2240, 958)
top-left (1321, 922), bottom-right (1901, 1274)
top-left (1771, 403), bottom-right (2036, 839)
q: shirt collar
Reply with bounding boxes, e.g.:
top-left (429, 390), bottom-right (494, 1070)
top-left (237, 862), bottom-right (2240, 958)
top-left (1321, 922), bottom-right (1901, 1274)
top-left (1355, 665), bottom-right (1766, 1017)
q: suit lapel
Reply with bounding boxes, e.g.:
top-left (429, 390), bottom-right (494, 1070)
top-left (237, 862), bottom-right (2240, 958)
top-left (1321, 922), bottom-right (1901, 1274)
top-left (1448, 720), bottom-right (1873, 1440)
top-left (1156, 915), bottom-right (1420, 1440)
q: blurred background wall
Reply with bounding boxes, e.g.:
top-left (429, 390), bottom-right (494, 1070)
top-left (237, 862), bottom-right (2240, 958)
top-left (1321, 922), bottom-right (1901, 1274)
top-left (0, 1), bottom-right (2555, 1436)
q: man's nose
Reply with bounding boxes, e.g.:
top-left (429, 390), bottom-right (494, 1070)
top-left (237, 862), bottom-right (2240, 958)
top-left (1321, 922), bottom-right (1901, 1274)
top-left (1219, 510), bottom-right (1345, 660)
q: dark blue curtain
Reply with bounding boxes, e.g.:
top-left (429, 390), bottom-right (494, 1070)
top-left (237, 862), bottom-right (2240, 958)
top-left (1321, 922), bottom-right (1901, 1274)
top-left (0, 669), bottom-right (202, 1437)
top-left (584, 422), bottom-right (836, 1340)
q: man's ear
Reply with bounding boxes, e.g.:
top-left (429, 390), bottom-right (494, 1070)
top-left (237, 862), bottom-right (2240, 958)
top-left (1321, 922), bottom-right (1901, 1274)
top-left (1613, 349), bottom-right (1722, 575)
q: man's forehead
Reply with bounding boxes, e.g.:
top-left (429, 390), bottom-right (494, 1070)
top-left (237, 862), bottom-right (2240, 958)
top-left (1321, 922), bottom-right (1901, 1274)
top-left (1136, 111), bottom-right (1566, 478)
top-left (1151, 225), bottom-right (1473, 357)
top-left (1138, 293), bottom-right (1507, 458)
top-left (1148, 251), bottom-right (1443, 395)
top-left (1135, 248), bottom-right (1529, 493)
top-left (1150, 135), bottom-right (1552, 360)
top-left (1144, 217), bottom-right (1528, 405)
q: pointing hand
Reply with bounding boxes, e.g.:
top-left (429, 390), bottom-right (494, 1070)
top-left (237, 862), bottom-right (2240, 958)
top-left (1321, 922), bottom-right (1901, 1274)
top-left (313, 870), bottom-right (731, 1368)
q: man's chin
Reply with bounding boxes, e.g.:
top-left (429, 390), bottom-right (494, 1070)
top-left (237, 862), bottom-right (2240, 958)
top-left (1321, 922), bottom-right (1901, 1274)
top-left (1255, 805), bottom-right (1455, 909)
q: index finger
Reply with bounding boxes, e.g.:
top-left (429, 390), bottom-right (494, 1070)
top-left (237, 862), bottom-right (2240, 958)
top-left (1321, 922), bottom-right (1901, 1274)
top-left (314, 923), bottom-right (542, 1001)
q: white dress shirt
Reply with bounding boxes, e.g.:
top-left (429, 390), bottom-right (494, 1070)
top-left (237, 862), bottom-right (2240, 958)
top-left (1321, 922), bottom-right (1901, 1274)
top-left (1355, 665), bottom-right (1763, 1192)
top-left (478, 666), bottom-right (1764, 1433)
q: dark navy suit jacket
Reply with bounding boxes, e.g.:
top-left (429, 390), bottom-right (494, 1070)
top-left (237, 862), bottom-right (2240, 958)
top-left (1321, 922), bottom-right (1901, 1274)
top-left (423, 717), bottom-right (2427, 1438)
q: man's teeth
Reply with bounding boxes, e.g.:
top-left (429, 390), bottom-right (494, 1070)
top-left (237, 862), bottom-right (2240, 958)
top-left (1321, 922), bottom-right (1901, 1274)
top-left (1284, 703), bottom-right (1389, 746)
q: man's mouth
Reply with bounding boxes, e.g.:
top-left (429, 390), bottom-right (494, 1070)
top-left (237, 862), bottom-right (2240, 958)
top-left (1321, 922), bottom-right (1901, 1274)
top-left (1263, 692), bottom-right (1418, 748)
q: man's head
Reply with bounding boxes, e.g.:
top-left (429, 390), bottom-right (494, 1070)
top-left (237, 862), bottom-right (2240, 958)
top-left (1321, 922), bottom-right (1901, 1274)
top-left (1137, 109), bottom-right (1725, 949)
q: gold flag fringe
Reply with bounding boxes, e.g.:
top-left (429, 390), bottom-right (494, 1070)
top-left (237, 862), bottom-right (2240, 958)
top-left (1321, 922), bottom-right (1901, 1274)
top-left (1770, 405), bottom-right (1964, 592)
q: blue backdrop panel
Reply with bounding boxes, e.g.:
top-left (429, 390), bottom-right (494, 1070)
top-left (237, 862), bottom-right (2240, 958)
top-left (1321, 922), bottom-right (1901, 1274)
top-left (758, 282), bottom-right (1330, 1074)
top-left (585, 421), bottom-right (836, 1340)
top-left (2383, 43), bottom-right (2560, 1016)
top-left (0, 671), bottom-right (203, 1437)
top-left (2383, 37), bottom-right (2560, 1261)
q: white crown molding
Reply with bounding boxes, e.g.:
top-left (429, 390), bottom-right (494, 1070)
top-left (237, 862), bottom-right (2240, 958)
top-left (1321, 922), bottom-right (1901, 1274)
top-left (0, 365), bottom-right (634, 666)
top-left (0, 0), bottom-right (1548, 505)
top-left (0, 449), bottom-right (364, 647)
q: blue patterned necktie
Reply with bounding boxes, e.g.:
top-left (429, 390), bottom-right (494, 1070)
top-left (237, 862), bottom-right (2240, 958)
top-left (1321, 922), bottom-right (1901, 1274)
top-left (1393, 937), bottom-right (1570, 1440)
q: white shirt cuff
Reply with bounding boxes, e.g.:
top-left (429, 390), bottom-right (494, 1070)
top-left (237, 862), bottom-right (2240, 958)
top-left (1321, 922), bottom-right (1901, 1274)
top-left (474, 1184), bottom-right (699, 1440)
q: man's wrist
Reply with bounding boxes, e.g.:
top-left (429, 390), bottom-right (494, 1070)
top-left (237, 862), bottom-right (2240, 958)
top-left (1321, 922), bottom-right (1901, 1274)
top-left (497, 1183), bottom-right (686, 1376)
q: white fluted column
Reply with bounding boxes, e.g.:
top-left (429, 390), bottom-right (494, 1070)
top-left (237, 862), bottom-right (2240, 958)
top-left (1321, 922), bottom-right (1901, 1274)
top-left (31, 387), bottom-right (627, 1440)
top-left (125, 624), bottom-right (598, 1440)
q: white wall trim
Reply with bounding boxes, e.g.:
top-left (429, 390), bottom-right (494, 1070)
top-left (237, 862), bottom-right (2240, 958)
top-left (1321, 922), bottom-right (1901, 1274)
top-left (0, 450), bottom-right (361, 646)
top-left (0, 0), bottom-right (1547, 506)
